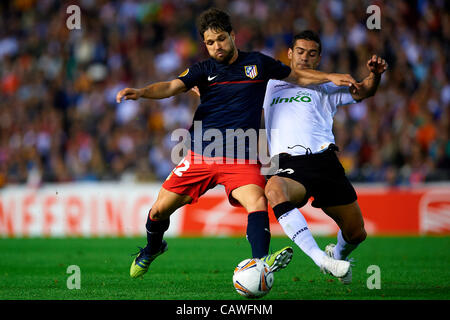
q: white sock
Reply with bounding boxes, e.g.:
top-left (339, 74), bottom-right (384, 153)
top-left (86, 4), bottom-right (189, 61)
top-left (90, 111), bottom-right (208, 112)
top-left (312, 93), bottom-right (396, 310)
top-left (278, 208), bottom-right (326, 267)
top-left (333, 229), bottom-right (358, 260)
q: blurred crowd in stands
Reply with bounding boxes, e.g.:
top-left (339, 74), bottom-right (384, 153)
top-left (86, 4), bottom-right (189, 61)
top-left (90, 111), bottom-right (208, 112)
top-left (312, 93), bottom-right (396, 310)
top-left (0, 0), bottom-right (448, 187)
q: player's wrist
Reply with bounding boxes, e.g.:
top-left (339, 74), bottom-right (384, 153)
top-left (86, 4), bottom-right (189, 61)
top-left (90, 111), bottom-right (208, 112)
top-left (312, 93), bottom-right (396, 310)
top-left (136, 88), bottom-right (144, 99)
top-left (327, 73), bottom-right (341, 83)
top-left (369, 71), bottom-right (382, 79)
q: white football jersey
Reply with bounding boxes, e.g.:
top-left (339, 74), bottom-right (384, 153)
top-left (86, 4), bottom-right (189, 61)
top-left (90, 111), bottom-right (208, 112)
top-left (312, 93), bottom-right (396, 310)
top-left (263, 80), bottom-right (357, 156)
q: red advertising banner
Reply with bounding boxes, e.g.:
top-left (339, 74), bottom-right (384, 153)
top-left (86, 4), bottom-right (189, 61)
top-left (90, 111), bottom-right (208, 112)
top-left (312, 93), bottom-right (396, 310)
top-left (180, 185), bottom-right (450, 236)
top-left (0, 183), bottom-right (449, 237)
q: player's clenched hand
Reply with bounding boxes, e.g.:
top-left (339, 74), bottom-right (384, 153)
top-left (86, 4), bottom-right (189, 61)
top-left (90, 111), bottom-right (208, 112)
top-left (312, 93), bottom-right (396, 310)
top-left (116, 88), bottom-right (142, 103)
top-left (191, 86), bottom-right (200, 97)
top-left (367, 55), bottom-right (388, 75)
top-left (328, 73), bottom-right (357, 87)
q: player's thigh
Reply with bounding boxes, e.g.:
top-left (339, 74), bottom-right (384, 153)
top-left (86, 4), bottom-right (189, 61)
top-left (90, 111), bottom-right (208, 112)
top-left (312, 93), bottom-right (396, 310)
top-left (150, 187), bottom-right (193, 220)
top-left (231, 184), bottom-right (267, 212)
top-left (265, 175), bottom-right (307, 207)
top-left (322, 201), bottom-right (366, 242)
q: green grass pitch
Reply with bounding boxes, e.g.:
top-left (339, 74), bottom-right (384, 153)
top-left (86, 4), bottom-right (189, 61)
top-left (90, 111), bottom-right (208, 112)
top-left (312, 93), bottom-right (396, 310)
top-left (0, 236), bottom-right (449, 300)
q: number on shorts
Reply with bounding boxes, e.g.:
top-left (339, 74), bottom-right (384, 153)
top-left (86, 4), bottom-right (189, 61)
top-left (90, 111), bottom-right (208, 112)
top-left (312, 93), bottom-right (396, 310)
top-left (275, 168), bottom-right (294, 174)
top-left (173, 159), bottom-right (190, 177)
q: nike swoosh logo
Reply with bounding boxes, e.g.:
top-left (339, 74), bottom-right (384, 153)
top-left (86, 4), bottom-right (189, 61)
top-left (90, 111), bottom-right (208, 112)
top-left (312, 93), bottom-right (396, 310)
top-left (208, 75), bottom-right (217, 81)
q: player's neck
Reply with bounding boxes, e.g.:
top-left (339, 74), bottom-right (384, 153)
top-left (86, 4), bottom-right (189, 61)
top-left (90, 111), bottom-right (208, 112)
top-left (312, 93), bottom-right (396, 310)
top-left (227, 49), bottom-right (239, 65)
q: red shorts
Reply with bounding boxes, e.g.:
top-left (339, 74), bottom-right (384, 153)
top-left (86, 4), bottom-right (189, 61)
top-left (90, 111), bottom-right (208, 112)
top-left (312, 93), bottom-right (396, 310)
top-left (162, 150), bottom-right (266, 207)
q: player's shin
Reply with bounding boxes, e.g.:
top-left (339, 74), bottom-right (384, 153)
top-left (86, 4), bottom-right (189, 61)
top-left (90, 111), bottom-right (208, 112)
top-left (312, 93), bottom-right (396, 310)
top-left (246, 211), bottom-right (271, 258)
top-left (273, 202), bottom-right (326, 267)
top-left (145, 210), bottom-right (170, 255)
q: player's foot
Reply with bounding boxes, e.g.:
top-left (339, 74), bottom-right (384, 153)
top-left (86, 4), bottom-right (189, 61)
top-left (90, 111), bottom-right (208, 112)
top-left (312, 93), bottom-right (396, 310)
top-left (130, 240), bottom-right (168, 278)
top-left (261, 246), bottom-right (293, 272)
top-left (320, 254), bottom-right (350, 278)
top-left (324, 243), bottom-right (352, 284)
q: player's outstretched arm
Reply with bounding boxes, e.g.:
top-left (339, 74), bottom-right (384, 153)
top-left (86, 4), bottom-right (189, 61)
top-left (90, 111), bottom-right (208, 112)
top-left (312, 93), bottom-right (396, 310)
top-left (116, 79), bottom-right (187, 103)
top-left (285, 68), bottom-right (358, 87)
top-left (350, 55), bottom-right (387, 101)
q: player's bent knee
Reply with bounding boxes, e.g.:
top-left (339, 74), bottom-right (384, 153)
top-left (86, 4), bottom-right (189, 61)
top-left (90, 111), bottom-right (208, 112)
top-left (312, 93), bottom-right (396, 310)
top-left (149, 205), bottom-right (171, 221)
top-left (265, 177), bottom-right (288, 206)
top-left (265, 189), bottom-right (284, 207)
top-left (149, 209), bottom-right (163, 221)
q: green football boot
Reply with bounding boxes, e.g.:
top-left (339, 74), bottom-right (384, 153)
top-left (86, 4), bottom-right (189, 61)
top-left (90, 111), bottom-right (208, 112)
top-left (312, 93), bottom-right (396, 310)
top-left (261, 246), bottom-right (293, 272)
top-left (130, 240), bottom-right (168, 278)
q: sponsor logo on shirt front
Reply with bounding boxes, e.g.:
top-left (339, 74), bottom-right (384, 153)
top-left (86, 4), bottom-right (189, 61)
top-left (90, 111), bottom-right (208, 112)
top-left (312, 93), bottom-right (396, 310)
top-left (270, 92), bottom-right (312, 106)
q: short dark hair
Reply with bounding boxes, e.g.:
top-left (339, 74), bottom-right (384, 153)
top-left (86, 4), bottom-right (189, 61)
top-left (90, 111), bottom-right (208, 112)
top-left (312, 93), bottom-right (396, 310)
top-left (197, 8), bottom-right (233, 40)
top-left (291, 30), bottom-right (322, 55)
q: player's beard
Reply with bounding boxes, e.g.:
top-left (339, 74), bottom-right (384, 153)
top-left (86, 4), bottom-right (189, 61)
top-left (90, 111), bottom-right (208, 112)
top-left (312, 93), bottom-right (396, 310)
top-left (215, 45), bottom-right (235, 64)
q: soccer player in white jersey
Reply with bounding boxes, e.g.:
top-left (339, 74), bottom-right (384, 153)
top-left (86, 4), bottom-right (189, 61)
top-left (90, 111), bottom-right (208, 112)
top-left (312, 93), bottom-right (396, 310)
top-left (262, 30), bottom-right (387, 283)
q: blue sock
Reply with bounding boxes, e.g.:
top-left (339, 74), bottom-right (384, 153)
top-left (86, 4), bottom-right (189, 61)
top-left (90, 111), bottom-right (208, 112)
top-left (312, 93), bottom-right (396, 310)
top-left (246, 211), bottom-right (271, 258)
top-left (145, 210), bottom-right (170, 255)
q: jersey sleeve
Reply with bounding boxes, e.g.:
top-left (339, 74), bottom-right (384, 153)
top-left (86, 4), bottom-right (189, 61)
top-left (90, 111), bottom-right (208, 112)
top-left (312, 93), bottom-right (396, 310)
top-left (177, 62), bottom-right (206, 90)
top-left (322, 82), bottom-right (357, 107)
top-left (259, 53), bottom-right (291, 80)
top-left (262, 80), bottom-right (276, 110)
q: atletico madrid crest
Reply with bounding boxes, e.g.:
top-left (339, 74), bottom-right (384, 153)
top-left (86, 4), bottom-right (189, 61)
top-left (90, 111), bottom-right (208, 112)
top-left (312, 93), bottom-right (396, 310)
top-left (244, 65), bottom-right (258, 79)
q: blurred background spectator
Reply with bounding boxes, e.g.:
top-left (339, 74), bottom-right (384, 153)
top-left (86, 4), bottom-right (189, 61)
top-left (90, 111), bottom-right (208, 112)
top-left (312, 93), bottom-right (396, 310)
top-left (0, 0), bottom-right (448, 187)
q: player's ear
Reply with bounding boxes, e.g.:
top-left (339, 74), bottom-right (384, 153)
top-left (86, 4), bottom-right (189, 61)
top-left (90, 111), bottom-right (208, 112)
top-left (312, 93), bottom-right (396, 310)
top-left (288, 48), bottom-right (293, 60)
top-left (230, 30), bottom-right (235, 42)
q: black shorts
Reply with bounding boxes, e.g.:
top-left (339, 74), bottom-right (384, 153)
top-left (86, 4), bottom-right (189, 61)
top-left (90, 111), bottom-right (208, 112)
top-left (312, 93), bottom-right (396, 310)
top-left (270, 145), bottom-right (357, 208)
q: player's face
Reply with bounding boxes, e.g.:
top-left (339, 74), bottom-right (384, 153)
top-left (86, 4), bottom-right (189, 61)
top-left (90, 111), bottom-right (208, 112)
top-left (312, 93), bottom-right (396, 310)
top-left (288, 39), bottom-right (321, 70)
top-left (203, 29), bottom-right (237, 64)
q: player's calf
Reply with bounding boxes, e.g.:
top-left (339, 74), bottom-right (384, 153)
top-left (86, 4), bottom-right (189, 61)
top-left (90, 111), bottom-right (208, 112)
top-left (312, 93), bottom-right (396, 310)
top-left (246, 211), bottom-right (271, 258)
top-left (146, 211), bottom-right (170, 254)
top-left (343, 227), bottom-right (367, 245)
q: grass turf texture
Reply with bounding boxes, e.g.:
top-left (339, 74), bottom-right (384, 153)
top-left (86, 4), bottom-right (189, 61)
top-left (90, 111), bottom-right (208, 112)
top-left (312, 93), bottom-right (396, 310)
top-left (0, 236), bottom-right (449, 300)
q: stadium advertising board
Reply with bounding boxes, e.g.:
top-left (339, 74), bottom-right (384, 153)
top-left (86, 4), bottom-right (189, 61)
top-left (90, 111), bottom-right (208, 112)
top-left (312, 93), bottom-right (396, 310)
top-left (0, 183), bottom-right (449, 237)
